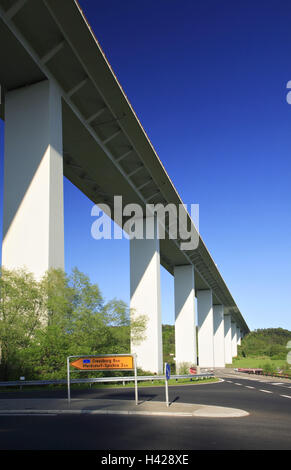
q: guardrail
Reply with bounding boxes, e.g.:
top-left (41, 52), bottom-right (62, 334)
top-left (263, 372), bottom-right (291, 379)
top-left (236, 368), bottom-right (291, 379)
top-left (0, 373), bottom-right (214, 389)
top-left (236, 368), bottom-right (263, 375)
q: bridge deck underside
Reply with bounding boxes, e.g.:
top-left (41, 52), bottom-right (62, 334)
top-left (0, 0), bottom-right (248, 333)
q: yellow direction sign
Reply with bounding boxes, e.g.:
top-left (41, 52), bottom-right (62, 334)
top-left (70, 355), bottom-right (134, 371)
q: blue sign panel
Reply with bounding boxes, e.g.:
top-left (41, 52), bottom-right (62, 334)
top-left (165, 363), bottom-right (171, 381)
top-left (83, 359), bottom-right (91, 364)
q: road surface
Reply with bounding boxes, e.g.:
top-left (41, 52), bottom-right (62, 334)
top-left (0, 370), bottom-right (290, 451)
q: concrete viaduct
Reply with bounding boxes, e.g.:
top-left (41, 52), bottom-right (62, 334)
top-left (0, 0), bottom-right (249, 374)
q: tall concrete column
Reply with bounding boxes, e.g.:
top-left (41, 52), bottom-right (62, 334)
top-left (130, 216), bottom-right (163, 374)
top-left (231, 321), bottom-right (238, 358)
top-left (197, 289), bottom-right (214, 368)
top-left (213, 305), bottom-right (225, 367)
top-left (237, 327), bottom-right (241, 346)
top-left (174, 265), bottom-right (197, 373)
top-left (224, 314), bottom-right (232, 364)
top-left (2, 80), bottom-right (64, 279)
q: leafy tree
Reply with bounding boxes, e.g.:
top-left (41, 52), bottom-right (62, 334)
top-left (0, 267), bottom-right (44, 380)
top-left (20, 269), bottom-right (75, 379)
top-left (0, 267), bottom-right (147, 380)
top-left (238, 328), bottom-right (291, 359)
top-left (162, 325), bottom-right (175, 370)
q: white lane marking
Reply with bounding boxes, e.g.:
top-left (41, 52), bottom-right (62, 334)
top-left (234, 383), bottom-right (242, 386)
top-left (270, 383), bottom-right (291, 387)
top-left (280, 395), bottom-right (291, 399)
top-left (245, 386), bottom-right (255, 389)
top-left (271, 383), bottom-right (289, 386)
top-left (259, 389), bottom-right (273, 394)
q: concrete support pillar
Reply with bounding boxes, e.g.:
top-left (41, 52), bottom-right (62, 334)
top-left (197, 289), bottom-right (214, 368)
top-left (224, 314), bottom-right (232, 364)
top-left (231, 322), bottom-right (238, 358)
top-left (2, 80), bottom-right (64, 279)
top-left (130, 216), bottom-right (163, 374)
top-left (237, 327), bottom-right (241, 346)
top-left (174, 265), bottom-right (197, 373)
top-left (213, 305), bottom-right (225, 367)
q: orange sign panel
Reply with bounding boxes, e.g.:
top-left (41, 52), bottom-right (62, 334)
top-left (70, 355), bottom-right (134, 371)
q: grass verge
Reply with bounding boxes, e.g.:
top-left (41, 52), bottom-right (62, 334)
top-left (227, 357), bottom-right (287, 369)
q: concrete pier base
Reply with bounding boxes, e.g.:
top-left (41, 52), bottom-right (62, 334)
top-left (213, 305), bottom-right (225, 367)
top-left (231, 322), bottom-right (238, 358)
top-left (174, 265), bottom-right (197, 373)
top-left (130, 216), bottom-right (163, 374)
top-left (224, 314), bottom-right (233, 364)
top-left (197, 290), bottom-right (214, 368)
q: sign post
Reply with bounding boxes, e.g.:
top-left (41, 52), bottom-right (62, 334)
top-left (165, 362), bottom-right (171, 407)
top-left (134, 354), bottom-right (138, 405)
top-left (67, 356), bottom-right (71, 407)
top-left (66, 354), bottom-right (138, 408)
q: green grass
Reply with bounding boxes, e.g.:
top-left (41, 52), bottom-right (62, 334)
top-left (227, 356), bottom-right (289, 371)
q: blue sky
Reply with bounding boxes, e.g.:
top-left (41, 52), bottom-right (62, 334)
top-left (1, 0), bottom-right (291, 331)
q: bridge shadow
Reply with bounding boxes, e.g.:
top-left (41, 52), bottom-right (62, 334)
top-left (69, 387), bottom-right (159, 402)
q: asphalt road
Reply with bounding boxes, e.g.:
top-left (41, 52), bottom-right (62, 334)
top-left (0, 373), bottom-right (291, 451)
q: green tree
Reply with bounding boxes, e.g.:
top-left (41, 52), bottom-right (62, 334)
top-left (162, 325), bottom-right (175, 370)
top-left (0, 267), bottom-right (44, 380)
top-left (238, 328), bottom-right (291, 359)
top-left (21, 268), bottom-right (75, 379)
top-left (0, 267), bottom-right (147, 380)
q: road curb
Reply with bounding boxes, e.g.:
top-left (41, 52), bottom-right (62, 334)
top-left (0, 404), bottom-right (249, 419)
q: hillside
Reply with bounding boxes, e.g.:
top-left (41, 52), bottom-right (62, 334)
top-left (238, 328), bottom-right (291, 359)
top-left (162, 325), bottom-right (176, 369)
top-left (162, 326), bottom-right (291, 374)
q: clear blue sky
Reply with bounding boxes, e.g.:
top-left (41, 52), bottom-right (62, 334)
top-left (1, 0), bottom-right (291, 331)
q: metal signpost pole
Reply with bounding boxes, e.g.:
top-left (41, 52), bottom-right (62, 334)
top-left (165, 362), bottom-right (170, 407)
top-left (67, 356), bottom-right (71, 408)
top-left (66, 353), bottom-right (137, 407)
top-left (134, 354), bottom-right (138, 405)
